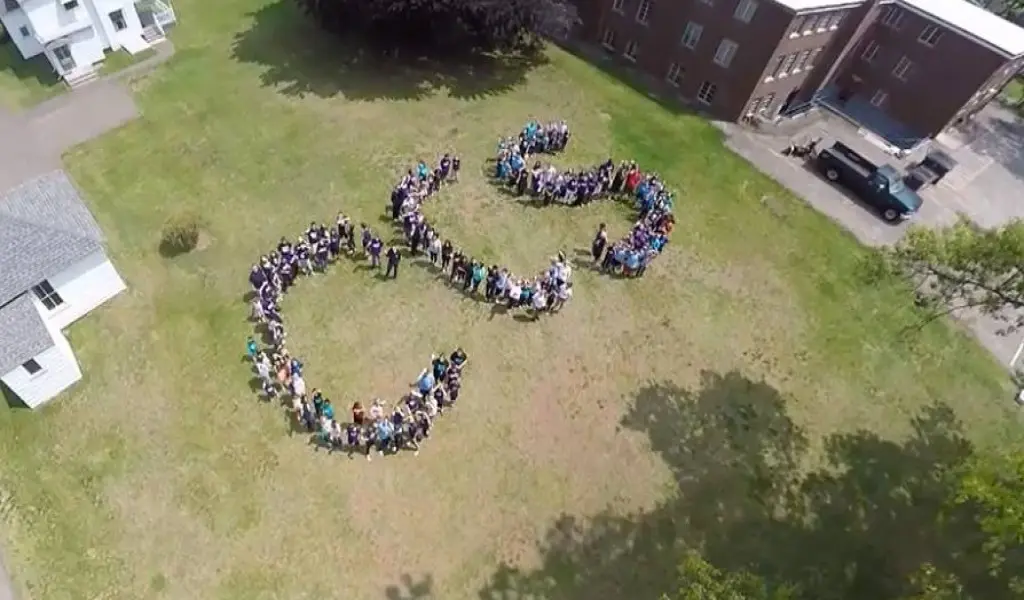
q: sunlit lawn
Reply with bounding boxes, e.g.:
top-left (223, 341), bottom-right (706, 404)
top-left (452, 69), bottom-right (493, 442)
top-left (0, 0), bottom-right (1019, 598)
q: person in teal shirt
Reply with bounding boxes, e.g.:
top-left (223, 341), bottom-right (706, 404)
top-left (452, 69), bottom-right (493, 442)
top-left (322, 399), bottom-right (335, 420)
top-left (246, 337), bottom-right (258, 362)
top-left (471, 263), bottom-right (485, 294)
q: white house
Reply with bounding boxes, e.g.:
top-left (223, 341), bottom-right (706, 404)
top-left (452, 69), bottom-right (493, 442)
top-left (0, 170), bottom-right (126, 409)
top-left (0, 0), bottom-right (176, 86)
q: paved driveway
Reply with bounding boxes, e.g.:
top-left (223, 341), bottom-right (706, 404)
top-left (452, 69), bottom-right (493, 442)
top-left (717, 105), bottom-right (1024, 367)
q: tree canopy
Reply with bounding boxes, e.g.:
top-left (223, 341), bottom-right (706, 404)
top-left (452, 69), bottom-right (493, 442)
top-left (888, 218), bottom-right (1024, 333)
top-left (295, 0), bottom-right (573, 55)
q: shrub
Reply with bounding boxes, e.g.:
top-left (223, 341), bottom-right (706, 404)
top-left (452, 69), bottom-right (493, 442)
top-left (161, 214), bottom-right (201, 256)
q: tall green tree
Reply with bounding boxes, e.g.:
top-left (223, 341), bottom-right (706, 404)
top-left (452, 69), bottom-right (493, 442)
top-left (888, 219), bottom-right (1024, 331)
top-left (296, 0), bottom-right (566, 55)
top-left (665, 553), bottom-right (798, 600)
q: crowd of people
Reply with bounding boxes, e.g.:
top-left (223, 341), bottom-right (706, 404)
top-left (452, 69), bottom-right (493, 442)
top-left (388, 122), bottom-right (576, 316)
top-left (492, 127), bottom-right (676, 277)
top-left (239, 119), bottom-right (677, 455)
top-left (245, 216), bottom-right (472, 459)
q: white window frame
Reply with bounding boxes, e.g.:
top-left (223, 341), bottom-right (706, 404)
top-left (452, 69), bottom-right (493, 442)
top-left (793, 49), bottom-right (812, 72)
top-left (635, 0), bottom-right (652, 24)
top-left (666, 62), bottom-right (683, 86)
top-left (861, 40), bottom-right (880, 63)
top-left (697, 81), bottom-right (718, 105)
top-left (869, 89), bottom-right (888, 107)
top-left (623, 39), bottom-right (639, 62)
top-left (789, 16), bottom-right (805, 37)
top-left (778, 52), bottom-right (797, 77)
top-left (32, 280), bottom-right (64, 311)
top-left (611, 0), bottom-right (625, 13)
top-left (714, 39), bottom-right (739, 68)
top-left (918, 24), bottom-right (943, 47)
top-left (807, 48), bottom-right (821, 69)
top-left (734, 0), bottom-right (758, 23)
top-left (882, 6), bottom-right (903, 30)
top-left (109, 9), bottom-right (127, 31)
top-left (601, 28), bottom-right (617, 50)
top-left (803, 14), bottom-right (819, 34)
top-left (681, 22), bottom-right (703, 50)
top-left (829, 11), bottom-right (845, 29)
top-left (892, 56), bottom-right (913, 81)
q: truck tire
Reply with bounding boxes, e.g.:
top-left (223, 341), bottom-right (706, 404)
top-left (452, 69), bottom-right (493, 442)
top-left (883, 208), bottom-right (899, 222)
top-left (825, 168), bottom-right (840, 181)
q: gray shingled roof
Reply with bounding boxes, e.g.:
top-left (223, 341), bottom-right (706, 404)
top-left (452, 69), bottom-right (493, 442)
top-left (0, 295), bottom-right (55, 376)
top-left (0, 170), bottom-right (104, 307)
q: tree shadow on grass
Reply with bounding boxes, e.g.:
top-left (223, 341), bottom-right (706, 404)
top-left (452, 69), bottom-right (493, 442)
top-left (231, 1), bottom-right (549, 102)
top-left (464, 372), bottom-right (1005, 600)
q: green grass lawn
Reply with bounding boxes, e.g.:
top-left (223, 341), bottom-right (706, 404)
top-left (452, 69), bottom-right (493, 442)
top-left (99, 48), bottom-right (157, 76)
top-left (0, 0), bottom-right (1020, 598)
top-left (0, 41), bottom-right (61, 110)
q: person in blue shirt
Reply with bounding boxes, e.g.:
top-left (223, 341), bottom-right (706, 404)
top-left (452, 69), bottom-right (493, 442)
top-left (246, 337), bottom-right (259, 362)
top-left (322, 399), bottom-right (335, 421)
top-left (289, 357), bottom-right (303, 377)
top-left (416, 369), bottom-right (436, 395)
top-left (376, 419), bottom-right (394, 455)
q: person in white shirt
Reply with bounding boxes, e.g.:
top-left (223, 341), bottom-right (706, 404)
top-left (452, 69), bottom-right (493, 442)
top-left (291, 374), bottom-right (306, 399)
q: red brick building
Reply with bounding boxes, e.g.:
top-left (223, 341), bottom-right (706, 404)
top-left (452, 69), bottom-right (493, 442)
top-left (577, 0), bottom-right (1024, 148)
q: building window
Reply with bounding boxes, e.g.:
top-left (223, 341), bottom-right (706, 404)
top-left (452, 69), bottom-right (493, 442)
top-left (32, 280), bottom-right (64, 310)
top-left (807, 48), bottom-right (821, 68)
top-left (22, 359), bottom-right (42, 376)
top-left (697, 81), bottom-right (718, 105)
top-left (4, 0), bottom-right (19, 11)
top-left (611, 0), bottom-right (625, 13)
top-left (19, 25), bottom-right (29, 37)
top-left (870, 89), bottom-right (888, 107)
top-left (803, 14), bottom-right (819, 33)
top-left (762, 92), bottom-right (776, 115)
top-left (789, 16), bottom-right (804, 36)
top-left (681, 22), bottom-right (703, 49)
top-left (779, 52), bottom-right (797, 76)
top-left (830, 11), bottom-right (845, 28)
top-left (793, 49), bottom-right (812, 71)
top-left (714, 39), bottom-right (739, 68)
top-left (734, 0), bottom-right (758, 23)
top-left (601, 28), bottom-right (617, 50)
top-left (892, 56), bottom-right (913, 81)
top-left (747, 96), bottom-right (764, 115)
top-left (699, 0), bottom-right (714, 4)
top-left (919, 24), bottom-right (943, 46)
top-left (61, 0), bottom-right (78, 8)
top-left (861, 40), bottom-right (880, 63)
top-left (635, 0), bottom-right (652, 24)
top-left (623, 40), bottom-right (639, 62)
top-left (109, 9), bottom-right (127, 31)
top-left (881, 6), bottom-right (903, 29)
top-left (666, 62), bottom-right (683, 86)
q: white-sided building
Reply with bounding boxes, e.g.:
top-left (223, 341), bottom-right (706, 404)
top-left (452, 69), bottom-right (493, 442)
top-left (0, 170), bottom-right (126, 409)
top-left (0, 0), bottom-right (176, 86)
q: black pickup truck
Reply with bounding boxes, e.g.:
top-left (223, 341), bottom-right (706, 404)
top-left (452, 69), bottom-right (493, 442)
top-left (814, 142), bottom-right (923, 222)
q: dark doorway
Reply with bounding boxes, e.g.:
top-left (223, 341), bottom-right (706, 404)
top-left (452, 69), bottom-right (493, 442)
top-left (780, 88), bottom-right (800, 114)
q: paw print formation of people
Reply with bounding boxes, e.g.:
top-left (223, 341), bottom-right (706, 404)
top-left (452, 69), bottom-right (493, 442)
top-left (242, 120), bottom-right (676, 460)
